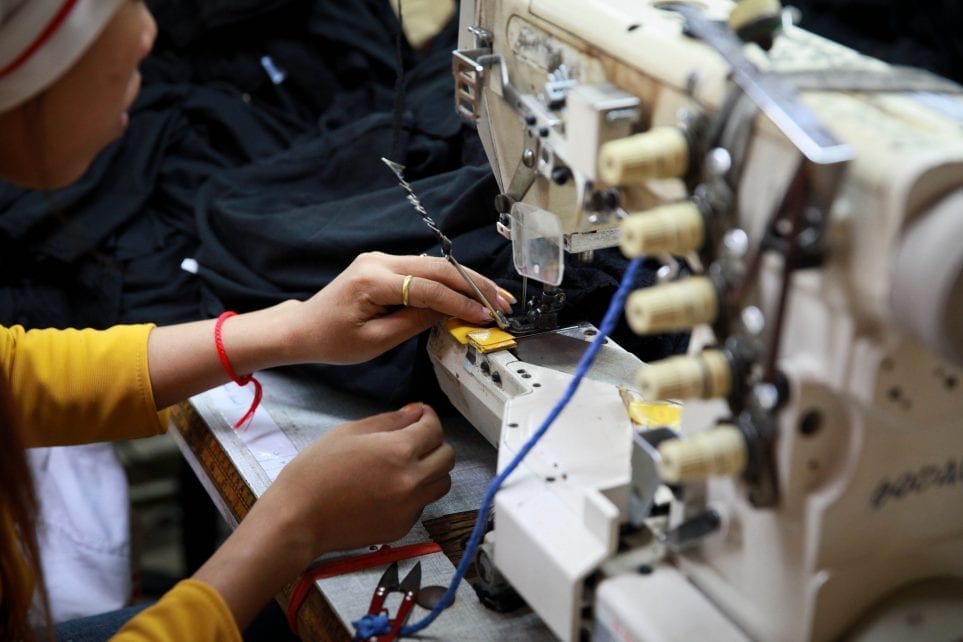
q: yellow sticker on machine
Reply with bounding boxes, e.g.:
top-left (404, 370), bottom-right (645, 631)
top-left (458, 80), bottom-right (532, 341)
top-left (444, 318), bottom-right (517, 353)
top-left (618, 386), bottom-right (682, 428)
top-left (627, 401), bottom-right (683, 428)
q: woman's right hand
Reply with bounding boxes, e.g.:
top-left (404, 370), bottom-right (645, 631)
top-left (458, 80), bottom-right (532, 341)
top-left (192, 403), bottom-right (454, 630)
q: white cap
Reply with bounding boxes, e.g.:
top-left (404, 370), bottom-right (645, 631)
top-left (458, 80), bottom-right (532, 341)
top-left (0, 0), bottom-right (125, 112)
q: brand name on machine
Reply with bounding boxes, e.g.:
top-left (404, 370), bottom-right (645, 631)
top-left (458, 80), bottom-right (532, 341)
top-left (870, 458), bottom-right (963, 509)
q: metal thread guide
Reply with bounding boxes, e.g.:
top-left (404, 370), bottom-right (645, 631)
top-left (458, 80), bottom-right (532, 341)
top-left (381, 157), bottom-right (510, 329)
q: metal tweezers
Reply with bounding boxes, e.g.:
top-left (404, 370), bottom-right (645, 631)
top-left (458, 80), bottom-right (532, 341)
top-left (382, 157), bottom-right (510, 329)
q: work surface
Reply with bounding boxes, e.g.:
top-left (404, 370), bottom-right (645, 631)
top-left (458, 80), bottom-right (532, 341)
top-left (169, 368), bottom-right (554, 641)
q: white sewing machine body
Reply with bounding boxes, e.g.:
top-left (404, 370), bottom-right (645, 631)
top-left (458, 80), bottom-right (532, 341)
top-left (428, 1), bottom-right (963, 640)
top-left (429, 321), bottom-right (646, 637)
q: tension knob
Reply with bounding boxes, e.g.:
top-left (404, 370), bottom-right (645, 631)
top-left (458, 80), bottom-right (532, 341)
top-left (620, 201), bottom-right (705, 257)
top-left (625, 277), bottom-right (718, 334)
top-left (598, 126), bottom-right (688, 185)
top-left (658, 425), bottom-right (748, 482)
top-left (636, 350), bottom-right (731, 401)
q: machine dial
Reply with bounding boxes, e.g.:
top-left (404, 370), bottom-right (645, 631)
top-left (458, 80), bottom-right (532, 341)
top-left (626, 277), bottom-right (719, 334)
top-left (598, 126), bottom-right (689, 185)
top-left (636, 350), bottom-right (731, 401)
top-left (658, 424), bottom-right (748, 483)
top-left (620, 201), bottom-right (705, 257)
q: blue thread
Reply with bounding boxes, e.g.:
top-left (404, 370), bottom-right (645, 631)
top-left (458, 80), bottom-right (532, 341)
top-left (396, 258), bottom-right (644, 638)
top-left (352, 613), bottom-right (391, 639)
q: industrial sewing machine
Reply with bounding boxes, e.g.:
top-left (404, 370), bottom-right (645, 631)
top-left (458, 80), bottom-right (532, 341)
top-left (427, 0), bottom-right (963, 639)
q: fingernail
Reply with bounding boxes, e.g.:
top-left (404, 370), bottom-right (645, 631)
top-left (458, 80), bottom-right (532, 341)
top-left (497, 287), bottom-right (517, 304)
top-left (400, 402), bottom-right (424, 415)
top-left (496, 294), bottom-right (513, 312)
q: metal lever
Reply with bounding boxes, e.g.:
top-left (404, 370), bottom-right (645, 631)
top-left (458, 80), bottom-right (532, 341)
top-left (670, 3), bottom-right (852, 167)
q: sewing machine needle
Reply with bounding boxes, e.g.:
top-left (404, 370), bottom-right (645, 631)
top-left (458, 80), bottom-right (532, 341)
top-left (521, 276), bottom-right (528, 315)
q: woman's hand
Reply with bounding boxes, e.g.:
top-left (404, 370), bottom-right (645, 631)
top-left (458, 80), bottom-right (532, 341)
top-left (293, 251), bottom-right (513, 364)
top-left (264, 402), bottom-right (454, 552)
top-left (148, 251), bottom-right (514, 407)
top-left (192, 403), bottom-right (454, 629)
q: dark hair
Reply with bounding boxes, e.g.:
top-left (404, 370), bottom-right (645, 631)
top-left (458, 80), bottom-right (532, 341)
top-left (0, 369), bottom-right (51, 642)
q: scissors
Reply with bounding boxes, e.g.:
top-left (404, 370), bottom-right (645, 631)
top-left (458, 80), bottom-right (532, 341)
top-left (356, 561), bottom-right (422, 642)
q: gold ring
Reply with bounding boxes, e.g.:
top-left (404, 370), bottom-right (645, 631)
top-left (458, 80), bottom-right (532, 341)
top-left (401, 274), bottom-right (414, 306)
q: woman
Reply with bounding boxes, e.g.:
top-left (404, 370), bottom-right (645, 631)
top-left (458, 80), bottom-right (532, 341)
top-left (0, 1), bottom-right (511, 640)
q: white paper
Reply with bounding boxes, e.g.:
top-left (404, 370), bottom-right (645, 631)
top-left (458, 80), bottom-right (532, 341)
top-left (206, 381), bottom-right (299, 481)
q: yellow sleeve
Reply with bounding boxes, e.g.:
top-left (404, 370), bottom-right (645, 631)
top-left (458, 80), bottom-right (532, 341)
top-left (111, 579), bottom-right (242, 642)
top-left (0, 324), bottom-right (169, 447)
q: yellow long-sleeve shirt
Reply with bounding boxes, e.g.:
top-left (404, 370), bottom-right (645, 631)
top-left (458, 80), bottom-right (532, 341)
top-left (1, 324), bottom-right (241, 642)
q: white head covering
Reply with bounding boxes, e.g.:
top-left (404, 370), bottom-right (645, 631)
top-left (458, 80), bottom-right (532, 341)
top-left (0, 0), bottom-right (125, 112)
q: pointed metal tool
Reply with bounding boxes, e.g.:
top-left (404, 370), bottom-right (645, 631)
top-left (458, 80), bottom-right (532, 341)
top-left (382, 157), bottom-right (510, 329)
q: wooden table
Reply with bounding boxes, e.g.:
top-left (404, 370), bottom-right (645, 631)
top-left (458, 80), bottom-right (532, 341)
top-left (169, 368), bottom-right (552, 641)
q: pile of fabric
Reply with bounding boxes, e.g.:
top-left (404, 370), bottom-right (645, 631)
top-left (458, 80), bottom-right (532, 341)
top-left (793, 0), bottom-right (963, 84)
top-left (0, 0), bottom-right (681, 405)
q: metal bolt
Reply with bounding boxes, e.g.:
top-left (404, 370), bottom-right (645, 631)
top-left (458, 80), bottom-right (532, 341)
top-left (522, 148), bottom-right (536, 167)
top-left (752, 383), bottom-right (780, 411)
top-left (798, 227), bottom-right (819, 249)
top-left (656, 264), bottom-right (675, 283)
top-left (706, 147), bottom-right (732, 177)
top-left (723, 228), bottom-right (749, 257)
top-left (741, 306), bottom-right (765, 335)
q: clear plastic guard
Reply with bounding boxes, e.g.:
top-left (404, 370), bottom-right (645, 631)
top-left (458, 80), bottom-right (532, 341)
top-left (511, 202), bottom-right (564, 286)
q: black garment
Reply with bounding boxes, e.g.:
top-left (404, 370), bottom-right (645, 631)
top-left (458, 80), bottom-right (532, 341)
top-left (792, 0), bottom-right (963, 84)
top-left (193, 130), bottom-right (683, 402)
top-left (0, 0), bottom-right (684, 403)
top-left (0, 81), bottom-right (309, 328)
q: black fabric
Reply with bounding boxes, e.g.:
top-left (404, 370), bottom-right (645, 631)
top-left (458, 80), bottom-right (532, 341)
top-left (193, 145), bottom-right (681, 401)
top-left (0, 0), bottom-right (686, 403)
top-left (793, 0), bottom-right (963, 84)
top-left (0, 81), bottom-right (309, 328)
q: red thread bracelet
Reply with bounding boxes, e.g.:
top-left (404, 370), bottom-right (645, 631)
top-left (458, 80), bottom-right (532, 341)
top-left (214, 311), bottom-right (262, 429)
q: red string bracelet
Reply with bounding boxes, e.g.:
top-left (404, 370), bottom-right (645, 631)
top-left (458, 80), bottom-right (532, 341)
top-left (214, 311), bottom-right (262, 429)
